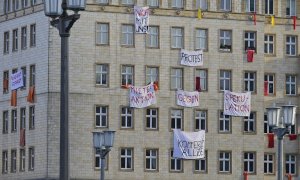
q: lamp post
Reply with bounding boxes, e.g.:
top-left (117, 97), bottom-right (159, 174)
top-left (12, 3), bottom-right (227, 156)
top-left (266, 105), bottom-right (297, 180)
top-left (44, 1), bottom-right (86, 180)
top-left (93, 131), bottom-right (115, 180)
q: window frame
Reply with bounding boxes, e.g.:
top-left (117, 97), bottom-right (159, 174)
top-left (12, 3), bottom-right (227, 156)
top-left (245, 0), bottom-right (256, 12)
top-left (194, 109), bottom-right (207, 131)
top-left (243, 112), bottom-right (256, 133)
top-left (12, 28), bottom-right (18, 52)
top-left (21, 26), bottom-right (27, 49)
top-left (121, 107), bottom-right (134, 129)
top-left (194, 150), bottom-right (207, 173)
top-left (219, 151), bottom-right (231, 173)
top-left (265, 0), bottom-right (274, 14)
top-left (95, 64), bottom-right (109, 87)
top-left (121, 24), bottom-right (134, 46)
top-left (171, 27), bottom-right (184, 49)
top-left (169, 149), bottom-right (183, 172)
top-left (195, 28), bottom-right (208, 51)
top-left (146, 26), bottom-right (159, 48)
top-left (30, 24), bottom-right (36, 47)
top-left (286, 0), bottom-right (296, 16)
top-left (285, 35), bottom-right (297, 56)
top-left (145, 66), bottom-right (159, 85)
top-left (264, 73), bottom-right (275, 96)
top-left (121, 0), bottom-right (134, 5)
top-left (121, 65), bottom-right (134, 86)
top-left (264, 153), bottom-right (274, 174)
top-left (95, 105), bottom-right (108, 128)
top-left (2, 150), bottom-right (8, 174)
top-left (196, 0), bottom-right (208, 10)
top-left (2, 111), bottom-right (9, 134)
top-left (145, 108), bottom-right (158, 130)
top-left (244, 71), bottom-right (256, 93)
top-left (147, 0), bottom-right (159, 7)
top-left (244, 31), bottom-right (256, 51)
top-left (3, 71), bottom-right (9, 93)
top-left (28, 147), bottom-right (35, 171)
top-left (11, 149), bottom-right (17, 173)
top-left (219, 111), bottom-right (231, 133)
top-left (264, 113), bottom-right (273, 134)
top-left (145, 148), bottom-right (158, 171)
top-left (171, 0), bottom-right (184, 9)
top-left (285, 74), bottom-right (297, 96)
top-left (4, 31), bottom-right (10, 54)
top-left (244, 152), bottom-right (256, 174)
top-left (264, 34), bottom-right (275, 55)
top-left (96, 22), bottom-right (109, 45)
top-left (285, 154), bottom-right (296, 175)
top-left (20, 148), bottom-right (26, 172)
top-left (11, 109), bottom-right (17, 133)
top-left (20, 107), bottom-right (26, 129)
top-left (170, 68), bottom-right (183, 90)
top-left (120, 147), bottom-right (133, 171)
top-left (29, 106), bottom-right (35, 130)
top-left (21, 66), bottom-right (27, 90)
top-left (94, 148), bottom-right (108, 169)
top-left (219, 30), bottom-right (232, 52)
top-left (170, 109), bottom-right (183, 130)
top-left (219, 70), bottom-right (231, 91)
top-left (195, 69), bottom-right (208, 91)
top-left (29, 64), bottom-right (35, 87)
top-left (220, 0), bottom-right (231, 11)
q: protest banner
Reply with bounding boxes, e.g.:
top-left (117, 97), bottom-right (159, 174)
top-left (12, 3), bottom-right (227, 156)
top-left (180, 49), bottom-right (203, 67)
top-left (11, 71), bottom-right (23, 90)
top-left (130, 83), bottom-right (156, 108)
top-left (224, 90), bottom-right (251, 116)
top-left (134, 6), bottom-right (150, 33)
top-left (176, 90), bottom-right (199, 107)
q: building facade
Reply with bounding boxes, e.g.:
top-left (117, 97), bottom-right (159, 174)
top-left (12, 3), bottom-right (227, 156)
top-left (0, 0), bottom-right (299, 180)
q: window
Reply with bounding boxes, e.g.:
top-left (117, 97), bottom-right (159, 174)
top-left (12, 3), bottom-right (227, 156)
top-left (194, 152), bottom-right (207, 172)
top-left (3, 111), bottom-right (8, 134)
top-left (244, 112), bottom-right (256, 133)
top-left (5, 0), bottom-right (12, 13)
top-left (220, 0), bottom-right (231, 11)
top-left (244, 72), bottom-right (256, 92)
top-left (265, 0), bottom-right (273, 14)
top-left (195, 69), bottom-right (207, 91)
top-left (121, 65), bottom-right (134, 86)
top-left (120, 148), bottom-right (133, 170)
top-left (3, 71), bottom-right (9, 93)
top-left (245, 31), bottom-right (256, 51)
top-left (20, 107), bottom-right (26, 129)
top-left (2, 150), bottom-right (8, 173)
top-left (219, 151), bottom-right (231, 172)
top-left (170, 150), bottom-right (182, 172)
top-left (171, 109), bottom-right (183, 130)
top-left (195, 110), bottom-right (206, 131)
top-left (264, 74), bottom-right (275, 95)
top-left (146, 67), bottom-right (158, 84)
top-left (264, 154), bottom-right (274, 174)
top-left (19, 149), bottom-right (26, 172)
top-left (171, 27), bottom-right (184, 49)
top-left (21, 26), bottom-right (27, 49)
top-left (286, 0), bottom-right (296, 16)
top-left (264, 35), bottom-right (274, 54)
top-left (147, 0), bottom-right (159, 7)
top-left (121, 25), bottom-right (134, 46)
top-left (20, 67), bottom-right (26, 90)
top-left (171, 68), bottom-right (183, 90)
top-left (28, 147), bottom-right (34, 170)
top-left (285, 154), bottom-right (296, 175)
top-left (287, 124), bottom-right (296, 135)
top-left (11, 149), bottom-right (17, 173)
top-left (219, 30), bottom-right (232, 51)
top-left (219, 111), bottom-right (231, 133)
top-left (29, 106), bottom-right (35, 129)
top-left (146, 108), bottom-right (158, 130)
top-left (4, 31), bottom-right (9, 54)
top-left (264, 114), bottom-right (273, 133)
top-left (30, 65), bottom-right (35, 86)
top-left (97, 0), bottom-right (108, 4)
top-left (121, 0), bottom-right (134, 5)
top-left (23, 0), bottom-right (30, 7)
top-left (286, 35), bottom-right (297, 56)
top-left (95, 106), bottom-right (108, 128)
top-left (172, 0), bottom-right (183, 8)
top-left (30, 24), bottom-right (36, 47)
top-left (12, 29), bottom-right (18, 51)
top-left (31, 0), bottom-right (37, 5)
top-left (286, 75), bottom-right (296, 95)
top-left (96, 64), bottom-right (108, 86)
top-left (121, 107), bottom-right (133, 129)
top-left (94, 148), bottom-right (107, 169)
top-left (11, 109), bottom-right (17, 132)
top-left (145, 149), bottom-right (158, 171)
top-left (246, 0), bottom-right (256, 12)
top-left (244, 152), bottom-right (256, 173)
top-left (96, 23), bottom-right (109, 45)
top-left (219, 70), bottom-right (231, 91)
top-left (196, 0), bottom-right (208, 10)
top-left (195, 29), bottom-right (207, 50)
top-left (146, 26), bottom-right (159, 48)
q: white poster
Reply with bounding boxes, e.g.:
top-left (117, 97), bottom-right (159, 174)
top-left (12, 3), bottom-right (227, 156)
top-left (224, 90), bottom-right (251, 117)
top-left (130, 83), bottom-right (156, 108)
top-left (176, 90), bottom-right (199, 107)
top-left (11, 71), bottom-right (23, 90)
top-left (173, 129), bottom-right (205, 159)
top-left (134, 6), bottom-right (150, 33)
top-left (180, 49), bottom-right (203, 67)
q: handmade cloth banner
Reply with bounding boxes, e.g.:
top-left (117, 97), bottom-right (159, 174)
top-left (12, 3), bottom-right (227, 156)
top-left (173, 129), bottom-right (205, 159)
top-left (176, 90), bottom-right (199, 107)
top-left (129, 83), bottom-right (156, 108)
top-left (11, 71), bottom-right (23, 90)
top-left (224, 90), bottom-right (251, 116)
top-left (180, 49), bottom-right (203, 67)
top-left (134, 6), bottom-right (150, 33)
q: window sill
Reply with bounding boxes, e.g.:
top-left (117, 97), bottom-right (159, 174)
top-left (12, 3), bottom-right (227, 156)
top-left (96, 43), bottom-right (110, 46)
top-left (121, 45), bottom-right (135, 48)
top-left (95, 84), bottom-right (109, 88)
top-left (243, 131), bottom-right (257, 135)
top-left (264, 54), bottom-right (276, 57)
top-left (169, 170), bottom-right (184, 173)
top-left (219, 49), bottom-right (231, 53)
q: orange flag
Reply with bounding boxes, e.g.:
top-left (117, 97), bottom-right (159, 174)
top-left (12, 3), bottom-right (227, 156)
top-left (11, 90), bottom-right (17, 107)
top-left (27, 86), bottom-right (35, 103)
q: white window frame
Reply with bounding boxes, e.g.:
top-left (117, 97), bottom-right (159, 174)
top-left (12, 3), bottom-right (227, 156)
top-left (96, 23), bottom-right (109, 45)
top-left (244, 31), bottom-right (256, 51)
top-left (244, 112), bottom-right (256, 133)
top-left (95, 106), bottom-right (108, 128)
top-left (147, 0), bottom-right (159, 7)
top-left (11, 109), bottom-right (17, 132)
top-left (195, 29), bottom-right (207, 50)
top-left (2, 151), bottom-right (8, 173)
top-left (219, 151), bottom-right (231, 172)
top-left (286, 0), bottom-right (296, 16)
top-left (195, 110), bottom-right (206, 131)
top-left (121, 107), bottom-right (133, 129)
top-left (220, 0), bottom-right (231, 11)
top-left (120, 148), bottom-right (133, 170)
top-left (121, 25), bottom-right (134, 46)
top-left (171, 68), bottom-right (183, 90)
top-left (20, 107), bottom-right (26, 129)
top-left (171, 27), bottom-right (184, 49)
top-left (219, 111), bottom-right (231, 133)
top-left (194, 152), bottom-right (207, 172)
top-left (4, 31), bottom-right (10, 54)
top-left (11, 149), bottom-right (17, 173)
top-left (20, 149), bottom-right (26, 171)
top-left (244, 152), bottom-right (256, 173)
top-left (3, 111), bottom-right (9, 134)
top-left (219, 70), bottom-right (231, 91)
top-left (146, 67), bottom-right (158, 84)
top-left (29, 106), bottom-right (35, 129)
top-left (285, 154), bottom-right (296, 175)
top-left (30, 24), bottom-right (36, 47)
top-left (146, 108), bottom-right (158, 130)
top-left (145, 149), bottom-right (158, 171)
top-left (96, 64), bottom-right (109, 86)
top-left (195, 69), bottom-right (207, 91)
top-left (265, 0), bottom-right (274, 14)
top-left (121, 0), bottom-right (134, 5)
top-left (146, 26), bottom-right (159, 48)
top-left (30, 65), bottom-right (35, 86)
top-left (286, 35), bottom-right (297, 56)
top-left (286, 75), bottom-right (296, 95)
top-left (94, 148), bottom-right (108, 169)
top-left (5, 0), bottom-right (12, 13)
top-left (12, 29), bottom-right (18, 51)
top-left (23, 0), bottom-right (30, 7)
top-left (264, 153), bottom-right (274, 174)
top-left (121, 65), bottom-right (134, 86)
top-left (96, 0), bottom-right (108, 4)
top-left (196, 0), bottom-right (208, 10)
top-left (264, 114), bottom-right (273, 133)
top-left (171, 109), bottom-right (183, 130)
top-left (21, 26), bottom-right (27, 49)
top-left (219, 30), bottom-right (232, 51)
top-left (21, 66), bottom-right (26, 90)
top-left (264, 74), bottom-right (275, 95)
top-left (244, 72), bottom-right (256, 92)
top-left (172, 0), bottom-right (183, 8)
top-left (246, 0), bottom-right (256, 12)
top-left (264, 34), bottom-right (274, 54)
top-left (28, 147), bottom-right (34, 170)
top-left (170, 150), bottom-right (183, 172)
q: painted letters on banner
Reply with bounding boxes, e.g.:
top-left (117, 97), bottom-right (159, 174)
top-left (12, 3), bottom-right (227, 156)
top-left (134, 6), bottom-right (150, 33)
top-left (180, 49), bottom-right (203, 67)
top-left (173, 129), bottom-right (205, 159)
top-left (224, 90), bottom-right (251, 116)
top-left (130, 83), bottom-right (156, 108)
top-left (11, 71), bottom-right (23, 90)
top-left (176, 90), bottom-right (199, 107)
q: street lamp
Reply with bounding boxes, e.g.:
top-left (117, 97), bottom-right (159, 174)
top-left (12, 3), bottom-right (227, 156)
top-left (93, 131), bottom-right (116, 180)
top-left (266, 104), bottom-right (297, 180)
top-left (44, 1), bottom-right (86, 180)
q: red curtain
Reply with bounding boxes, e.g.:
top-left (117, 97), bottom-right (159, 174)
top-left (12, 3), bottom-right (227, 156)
top-left (27, 86), bottom-right (35, 103)
top-left (253, 12), bottom-right (256, 25)
top-left (268, 133), bottom-right (274, 148)
top-left (293, 16), bottom-right (296, 30)
top-left (3, 79), bottom-right (8, 91)
top-left (20, 128), bottom-right (26, 147)
top-left (11, 90), bottom-right (17, 107)
top-left (195, 77), bottom-right (201, 92)
top-left (288, 134), bottom-right (297, 141)
top-left (264, 81), bottom-right (268, 96)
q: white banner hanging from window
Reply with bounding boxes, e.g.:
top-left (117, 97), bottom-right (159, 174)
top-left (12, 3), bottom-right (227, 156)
top-left (130, 83), bottom-right (156, 108)
top-left (176, 90), bottom-right (199, 107)
top-left (173, 129), bottom-right (205, 159)
top-left (134, 6), bottom-right (150, 33)
top-left (11, 71), bottom-right (23, 90)
top-left (224, 90), bottom-right (251, 116)
top-left (180, 49), bottom-right (203, 67)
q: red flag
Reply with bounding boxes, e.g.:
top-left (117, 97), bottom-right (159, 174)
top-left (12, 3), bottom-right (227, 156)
top-left (247, 50), bottom-right (254, 62)
top-left (153, 81), bottom-right (159, 91)
top-left (286, 174), bottom-right (292, 180)
top-left (264, 81), bottom-right (268, 96)
top-left (268, 133), bottom-right (274, 148)
top-left (288, 134), bottom-right (297, 140)
top-left (11, 90), bottom-right (17, 107)
top-left (292, 16), bottom-right (296, 30)
top-left (253, 12), bottom-right (256, 25)
top-left (20, 128), bottom-right (26, 147)
top-left (243, 171), bottom-right (248, 180)
top-left (3, 79), bottom-right (8, 91)
top-left (27, 86), bottom-right (35, 103)
top-left (195, 77), bottom-right (201, 92)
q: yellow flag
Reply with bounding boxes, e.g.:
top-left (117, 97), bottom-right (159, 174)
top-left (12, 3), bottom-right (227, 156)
top-left (271, 16), bottom-right (275, 26)
top-left (198, 8), bottom-right (202, 19)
